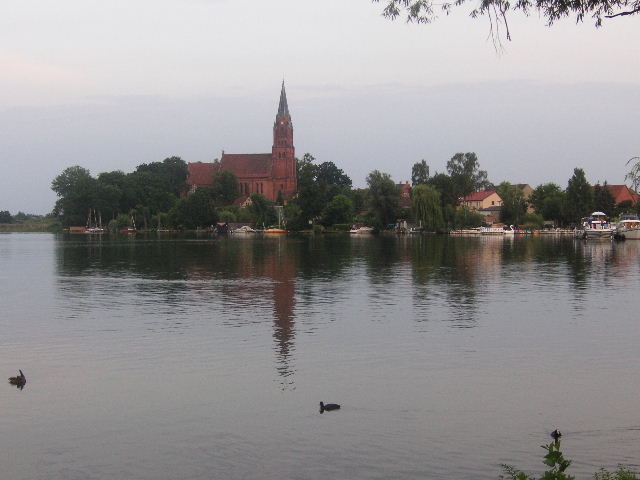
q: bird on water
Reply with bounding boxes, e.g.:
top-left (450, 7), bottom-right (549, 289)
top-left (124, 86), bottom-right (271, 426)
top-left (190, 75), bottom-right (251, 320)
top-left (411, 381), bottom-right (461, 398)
top-left (319, 401), bottom-right (340, 413)
top-left (551, 429), bottom-right (562, 442)
top-left (8, 370), bottom-right (26, 389)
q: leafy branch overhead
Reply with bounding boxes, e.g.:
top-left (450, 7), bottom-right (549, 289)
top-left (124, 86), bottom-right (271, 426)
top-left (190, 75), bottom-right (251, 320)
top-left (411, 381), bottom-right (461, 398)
top-left (373, 0), bottom-right (640, 41)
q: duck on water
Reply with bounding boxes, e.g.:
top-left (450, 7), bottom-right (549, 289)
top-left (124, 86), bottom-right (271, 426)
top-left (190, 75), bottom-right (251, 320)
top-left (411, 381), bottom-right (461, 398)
top-left (319, 401), bottom-right (340, 413)
top-left (8, 370), bottom-right (26, 389)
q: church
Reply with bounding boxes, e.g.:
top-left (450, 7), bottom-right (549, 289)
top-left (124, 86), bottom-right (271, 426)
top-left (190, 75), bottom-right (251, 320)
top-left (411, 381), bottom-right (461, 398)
top-left (186, 82), bottom-right (298, 204)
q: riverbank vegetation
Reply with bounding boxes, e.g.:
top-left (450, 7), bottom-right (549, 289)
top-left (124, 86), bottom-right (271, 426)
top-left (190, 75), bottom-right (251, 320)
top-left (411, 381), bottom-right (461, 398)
top-left (35, 154), bottom-right (639, 233)
top-left (501, 439), bottom-right (637, 480)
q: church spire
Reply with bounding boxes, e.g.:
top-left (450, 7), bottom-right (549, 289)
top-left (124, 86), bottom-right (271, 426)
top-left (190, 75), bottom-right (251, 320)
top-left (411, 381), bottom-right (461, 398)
top-left (277, 80), bottom-right (290, 118)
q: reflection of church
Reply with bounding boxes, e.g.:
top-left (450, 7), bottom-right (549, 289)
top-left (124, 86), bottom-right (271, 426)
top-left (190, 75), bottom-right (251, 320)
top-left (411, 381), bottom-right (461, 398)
top-left (186, 82), bottom-right (298, 203)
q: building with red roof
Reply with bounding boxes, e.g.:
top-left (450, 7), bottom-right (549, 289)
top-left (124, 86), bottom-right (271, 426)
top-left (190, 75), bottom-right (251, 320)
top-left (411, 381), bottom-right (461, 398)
top-left (186, 82), bottom-right (297, 203)
top-left (461, 190), bottom-right (503, 211)
top-left (596, 184), bottom-right (639, 206)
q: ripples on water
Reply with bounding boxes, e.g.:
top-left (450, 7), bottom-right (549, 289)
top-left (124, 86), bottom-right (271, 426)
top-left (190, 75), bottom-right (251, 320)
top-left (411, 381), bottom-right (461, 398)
top-left (1, 233), bottom-right (640, 479)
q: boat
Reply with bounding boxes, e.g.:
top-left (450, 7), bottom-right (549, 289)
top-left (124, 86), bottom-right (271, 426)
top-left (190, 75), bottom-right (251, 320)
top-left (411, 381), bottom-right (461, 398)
top-left (614, 213), bottom-right (640, 240)
top-left (349, 224), bottom-right (374, 234)
top-left (233, 225), bottom-right (256, 233)
top-left (480, 226), bottom-right (505, 235)
top-left (120, 215), bottom-right (137, 234)
top-left (575, 211), bottom-right (614, 239)
top-left (85, 208), bottom-right (106, 234)
top-left (264, 226), bottom-right (287, 235)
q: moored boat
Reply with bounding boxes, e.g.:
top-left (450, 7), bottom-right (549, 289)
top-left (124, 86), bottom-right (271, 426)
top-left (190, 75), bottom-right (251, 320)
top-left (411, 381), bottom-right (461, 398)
top-left (575, 212), bottom-right (614, 239)
top-left (349, 224), bottom-right (374, 234)
top-left (614, 213), bottom-right (640, 240)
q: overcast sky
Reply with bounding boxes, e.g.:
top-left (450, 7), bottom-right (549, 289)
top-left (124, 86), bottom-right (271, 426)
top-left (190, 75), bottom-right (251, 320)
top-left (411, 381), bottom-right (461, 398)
top-left (2, 0), bottom-right (639, 214)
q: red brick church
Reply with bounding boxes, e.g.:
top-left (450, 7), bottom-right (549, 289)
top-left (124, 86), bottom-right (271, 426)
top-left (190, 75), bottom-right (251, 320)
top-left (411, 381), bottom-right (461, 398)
top-left (186, 82), bottom-right (297, 203)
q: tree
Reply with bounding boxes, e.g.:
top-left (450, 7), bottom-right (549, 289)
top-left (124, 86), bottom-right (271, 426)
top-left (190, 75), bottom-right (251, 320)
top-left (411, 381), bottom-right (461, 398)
top-left (565, 168), bottom-right (593, 223)
top-left (530, 183), bottom-right (566, 225)
top-left (366, 170), bottom-right (401, 228)
top-left (411, 160), bottom-right (430, 186)
top-left (211, 171), bottom-right (240, 205)
top-left (625, 156), bottom-right (640, 191)
top-left (296, 153), bottom-right (353, 224)
top-left (372, 0), bottom-right (640, 42)
top-left (170, 188), bottom-right (217, 229)
top-left (593, 182), bottom-right (616, 216)
top-left (0, 210), bottom-right (12, 223)
top-left (51, 166), bottom-right (97, 226)
top-left (136, 156), bottom-right (189, 197)
top-left (497, 181), bottom-right (528, 226)
top-left (320, 194), bottom-right (354, 226)
top-left (411, 185), bottom-right (445, 232)
top-left (248, 194), bottom-right (276, 227)
top-left (427, 173), bottom-right (458, 207)
top-left (446, 152), bottom-right (491, 201)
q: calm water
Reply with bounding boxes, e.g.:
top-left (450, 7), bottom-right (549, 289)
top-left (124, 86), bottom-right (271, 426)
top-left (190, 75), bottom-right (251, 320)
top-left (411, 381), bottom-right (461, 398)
top-left (1, 233), bottom-right (640, 479)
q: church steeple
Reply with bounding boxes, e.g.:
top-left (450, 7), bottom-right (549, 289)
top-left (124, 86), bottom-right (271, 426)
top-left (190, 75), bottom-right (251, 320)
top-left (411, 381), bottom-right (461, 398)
top-left (277, 80), bottom-right (290, 119)
top-left (272, 81), bottom-right (296, 198)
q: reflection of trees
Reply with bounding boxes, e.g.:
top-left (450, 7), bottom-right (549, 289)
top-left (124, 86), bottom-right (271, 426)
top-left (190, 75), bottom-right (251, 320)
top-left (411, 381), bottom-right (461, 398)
top-left (55, 233), bottom-right (357, 390)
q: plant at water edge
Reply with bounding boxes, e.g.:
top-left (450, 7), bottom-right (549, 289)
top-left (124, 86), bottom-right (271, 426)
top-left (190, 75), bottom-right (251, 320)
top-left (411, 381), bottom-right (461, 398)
top-left (594, 467), bottom-right (639, 480)
top-left (501, 441), bottom-right (574, 480)
top-left (500, 440), bottom-right (638, 480)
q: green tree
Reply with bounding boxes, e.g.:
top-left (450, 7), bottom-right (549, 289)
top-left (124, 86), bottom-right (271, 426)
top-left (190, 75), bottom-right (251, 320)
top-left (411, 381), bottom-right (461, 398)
top-left (283, 200), bottom-right (305, 231)
top-left (170, 188), bottom-right (217, 229)
top-left (0, 210), bottom-right (12, 223)
top-left (372, 0), bottom-right (639, 40)
top-left (530, 183), bottom-right (566, 225)
top-left (593, 181), bottom-right (616, 216)
top-left (453, 206), bottom-right (485, 229)
top-left (411, 184), bottom-right (445, 232)
top-left (411, 159), bottom-right (430, 186)
top-left (498, 181), bottom-right (528, 226)
top-left (211, 171), bottom-right (240, 205)
top-left (248, 194), bottom-right (276, 227)
top-left (446, 152), bottom-right (491, 201)
top-left (366, 170), bottom-right (400, 229)
top-left (136, 156), bottom-right (189, 197)
top-left (565, 168), bottom-right (593, 224)
top-left (427, 173), bottom-right (458, 207)
top-left (320, 194), bottom-right (354, 226)
top-left (296, 153), bottom-right (353, 223)
top-left (51, 166), bottom-right (97, 226)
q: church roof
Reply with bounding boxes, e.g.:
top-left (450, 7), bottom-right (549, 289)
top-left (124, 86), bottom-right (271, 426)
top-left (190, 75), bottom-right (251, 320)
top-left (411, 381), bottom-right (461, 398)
top-left (187, 162), bottom-right (220, 187)
top-left (221, 153), bottom-right (273, 177)
top-left (277, 81), bottom-right (290, 118)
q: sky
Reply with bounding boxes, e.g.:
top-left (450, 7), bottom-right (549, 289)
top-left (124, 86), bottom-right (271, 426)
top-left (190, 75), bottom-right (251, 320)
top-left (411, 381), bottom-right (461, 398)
top-left (1, 0), bottom-right (639, 214)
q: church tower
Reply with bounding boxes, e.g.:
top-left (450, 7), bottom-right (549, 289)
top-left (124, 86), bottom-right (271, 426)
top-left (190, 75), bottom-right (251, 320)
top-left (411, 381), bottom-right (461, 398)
top-left (272, 81), bottom-right (297, 199)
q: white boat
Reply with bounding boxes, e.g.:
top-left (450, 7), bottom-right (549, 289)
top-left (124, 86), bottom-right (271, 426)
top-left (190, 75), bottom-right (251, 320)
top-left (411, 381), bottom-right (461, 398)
top-left (575, 211), bottom-right (614, 239)
top-left (233, 225), bottom-right (256, 233)
top-left (349, 224), bottom-right (374, 234)
top-left (480, 226), bottom-right (505, 235)
top-left (615, 213), bottom-right (640, 240)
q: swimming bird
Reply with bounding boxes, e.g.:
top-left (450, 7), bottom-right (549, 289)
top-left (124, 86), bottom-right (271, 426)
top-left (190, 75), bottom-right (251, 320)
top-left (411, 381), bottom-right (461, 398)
top-left (319, 401), bottom-right (340, 413)
top-left (551, 429), bottom-right (562, 442)
top-left (8, 370), bottom-right (26, 389)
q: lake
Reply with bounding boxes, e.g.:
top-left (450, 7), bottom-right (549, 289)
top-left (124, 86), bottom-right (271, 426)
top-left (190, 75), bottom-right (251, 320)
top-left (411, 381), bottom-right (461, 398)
top-left (1, 232), bottom-right (639, 479)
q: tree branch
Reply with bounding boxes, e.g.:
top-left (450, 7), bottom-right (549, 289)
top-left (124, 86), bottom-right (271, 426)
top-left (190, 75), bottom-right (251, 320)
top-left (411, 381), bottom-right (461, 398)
top-left (604, 6), bottom-right (640, 17)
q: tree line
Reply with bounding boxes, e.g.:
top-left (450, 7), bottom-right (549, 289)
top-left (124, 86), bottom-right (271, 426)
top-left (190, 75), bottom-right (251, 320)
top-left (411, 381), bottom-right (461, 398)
top-left (49, 154), bottom-right (638, 232)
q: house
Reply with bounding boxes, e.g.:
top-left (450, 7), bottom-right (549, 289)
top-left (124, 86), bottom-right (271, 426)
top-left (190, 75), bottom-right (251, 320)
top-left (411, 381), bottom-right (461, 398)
top-left (397, 181), bottom-right (412, 208)
top-left (596, 184), bottom-right (639, 207)
top-left (461, 190), bottom-right (503, 211)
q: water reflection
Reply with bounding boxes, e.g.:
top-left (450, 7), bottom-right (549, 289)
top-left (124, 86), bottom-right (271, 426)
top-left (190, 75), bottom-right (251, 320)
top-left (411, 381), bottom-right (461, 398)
top-left (54, 234), bottom-right (640, 389)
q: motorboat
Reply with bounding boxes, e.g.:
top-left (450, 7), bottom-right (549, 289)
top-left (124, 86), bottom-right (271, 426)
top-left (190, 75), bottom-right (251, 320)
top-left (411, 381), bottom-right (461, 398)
top-left (349, 224), bottom-right (374, 234)
top-left (575, 211), bottom-right (614, 239)
top-left (233, 225), bottom-right (256, 233)
top-left (614, 213), bottom-right (640, 240)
